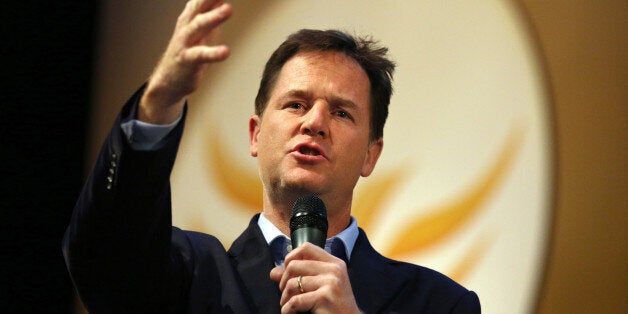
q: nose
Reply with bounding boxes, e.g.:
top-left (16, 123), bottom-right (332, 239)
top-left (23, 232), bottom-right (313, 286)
top-left (300, 102), bottom-right (329, 138)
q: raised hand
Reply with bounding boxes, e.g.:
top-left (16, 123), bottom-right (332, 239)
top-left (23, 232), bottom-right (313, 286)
top-left (139, 0), bottom-right (233, 124)
top-left (270, 242), bottom-right (362, 314)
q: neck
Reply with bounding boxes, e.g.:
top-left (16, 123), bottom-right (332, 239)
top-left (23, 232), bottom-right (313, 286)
top-left (261, 192), bottom-right (353, 238)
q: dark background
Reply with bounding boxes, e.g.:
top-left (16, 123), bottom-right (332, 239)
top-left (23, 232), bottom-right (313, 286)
top-left (2, 2), bottom-right (99, 312)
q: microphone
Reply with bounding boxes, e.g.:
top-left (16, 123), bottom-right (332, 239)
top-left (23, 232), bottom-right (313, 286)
top-left (289, 196), bottom-right (328, 314)
top-left (290, 195), bottom-right (328, 249)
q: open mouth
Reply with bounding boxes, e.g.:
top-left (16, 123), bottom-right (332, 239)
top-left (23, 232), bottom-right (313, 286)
top-left (299, 146), bottom-right (321, 156)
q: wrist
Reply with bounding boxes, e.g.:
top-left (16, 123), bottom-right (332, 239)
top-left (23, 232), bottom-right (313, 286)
top-left (138, 87), bottom-right (185, 125)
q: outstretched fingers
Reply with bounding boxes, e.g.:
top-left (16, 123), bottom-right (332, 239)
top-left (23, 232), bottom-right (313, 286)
top-left (178, 0), bottom-right (224, 25)
top-left (183, 2), bottom-right (232, 46)
top-left (139, 0), bottom-right (232, 123)
top-left (182, 45), bottom-right (230, 64)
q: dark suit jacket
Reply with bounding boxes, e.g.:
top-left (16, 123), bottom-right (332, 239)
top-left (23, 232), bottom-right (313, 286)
top-left (63, 88), bottom-right (480, 313)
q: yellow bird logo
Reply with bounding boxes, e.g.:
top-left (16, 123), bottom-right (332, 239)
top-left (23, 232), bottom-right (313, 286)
top-left (202, 121), bottom-right (526, 283)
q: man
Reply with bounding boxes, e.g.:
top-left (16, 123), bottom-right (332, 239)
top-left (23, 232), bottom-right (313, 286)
top-left (63, 1), bottom-right (480, 313)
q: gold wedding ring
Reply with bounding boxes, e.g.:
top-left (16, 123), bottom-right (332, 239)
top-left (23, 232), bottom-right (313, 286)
top-left (297, 276), bottom-right (304, 293)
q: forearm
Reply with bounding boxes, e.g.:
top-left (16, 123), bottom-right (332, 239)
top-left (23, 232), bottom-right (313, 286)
top-left (62, 87), bottom-right (188, 311)
top-left (63, 1), bottom-right (233, 310)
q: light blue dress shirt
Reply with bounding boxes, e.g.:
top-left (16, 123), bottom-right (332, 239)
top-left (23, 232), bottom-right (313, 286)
top-left (258, 213), bottom-right (358, 266)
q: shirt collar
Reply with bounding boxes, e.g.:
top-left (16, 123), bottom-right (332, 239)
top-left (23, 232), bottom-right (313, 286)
top-left (257, 212), bottom-right (286, 244)
top-left (258, 212), bottom-right (358, 261)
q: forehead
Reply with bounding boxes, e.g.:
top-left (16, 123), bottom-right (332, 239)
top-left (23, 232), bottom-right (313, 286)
top-left (269, 51), bottom-right (371, 107)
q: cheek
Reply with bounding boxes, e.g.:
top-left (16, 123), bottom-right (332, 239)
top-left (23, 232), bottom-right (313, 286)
top-left (338, 142), bottom-right (368, 169)
top-left (257, 130), bottom-right (282, 162)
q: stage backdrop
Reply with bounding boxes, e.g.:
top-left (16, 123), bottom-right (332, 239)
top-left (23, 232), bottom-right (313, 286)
top-left (90, 1), bottom-right (554, 313)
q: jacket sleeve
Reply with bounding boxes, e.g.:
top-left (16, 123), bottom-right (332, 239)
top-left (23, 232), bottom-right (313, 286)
top-left (62, 86), bottom-right (190, 313)
top-left (451, 290), bottom-right (481, 314)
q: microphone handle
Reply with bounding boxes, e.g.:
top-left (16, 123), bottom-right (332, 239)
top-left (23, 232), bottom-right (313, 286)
top-left (291, 227), bottom-right (326, 249)
top-left (291, 227), bottom-right (325, 314)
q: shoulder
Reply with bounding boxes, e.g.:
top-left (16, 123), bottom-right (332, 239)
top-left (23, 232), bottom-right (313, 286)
top-left (393, 258), bottom-right (467, 293)
top-left (169, 227), bottom-right (233, 284)
top-left (380, 257), bottom-right (481, 312)
top-left (171, 226), bottom-right (227, 257)
top-left (355, 228), bottom-right (467, 291)
top-left (352, 229), bottom-right (480, 312)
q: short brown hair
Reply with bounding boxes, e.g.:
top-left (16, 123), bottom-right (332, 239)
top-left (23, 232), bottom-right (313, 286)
top-left (254, 29), bottom-right (395, 140)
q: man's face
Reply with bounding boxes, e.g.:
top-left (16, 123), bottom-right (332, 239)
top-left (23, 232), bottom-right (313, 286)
top-left (249, 51), bottom-right (383, 203)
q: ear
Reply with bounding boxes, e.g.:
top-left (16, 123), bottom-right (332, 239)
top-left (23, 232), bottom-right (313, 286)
top-left (361, 138), bottom-right (383, 177)
top-left (249, 115), bottom-right (261, 157)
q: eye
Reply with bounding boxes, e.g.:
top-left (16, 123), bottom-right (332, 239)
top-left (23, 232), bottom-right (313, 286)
top-left (335, 110), bottom-right (352, 120)
top-left (287, 102), bottom-right (303, 110)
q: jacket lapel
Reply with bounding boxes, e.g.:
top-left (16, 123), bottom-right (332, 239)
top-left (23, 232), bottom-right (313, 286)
top-left (228, 215), bottom-right (281, 314)
top-left (348, 228), bottom-right (409, 313)
top-left (227, 219), bottom-right (407, 313)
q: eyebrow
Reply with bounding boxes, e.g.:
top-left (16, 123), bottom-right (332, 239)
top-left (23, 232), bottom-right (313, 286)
top-left (282, 89), bottom-right (359, 110)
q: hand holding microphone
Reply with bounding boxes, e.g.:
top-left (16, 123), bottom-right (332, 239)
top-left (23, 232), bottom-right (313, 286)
top-left (270, 196), bottom-right (361, 314)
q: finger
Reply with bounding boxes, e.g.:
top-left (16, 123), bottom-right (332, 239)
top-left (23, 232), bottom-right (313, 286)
top-left (183, 2), bottom-right (232, 46)
top-left (178, 0), bottom-right (204, 26)
top-left (178, 0), bottom-right (223, 25)
top-left (278, 259), bottom-right (307, 291)
top-left (279, 243), bottom-right (339, 291)
top-left (282, 274), bottom-right (359, 313)
top-left (277, 259), bottom-right (327, 291)
top-left (281, 287), bottom-right (322, 314)
top-left (284, 242), bottom-right (338, 265)
top-left (270, 266), bottom-right (285, 284)
top-left (282, 260), bottom-right (347, 293)
top-left (182, 45), bottom-right (230, 64)
top-left (279, 275), bottom-right (318, 307)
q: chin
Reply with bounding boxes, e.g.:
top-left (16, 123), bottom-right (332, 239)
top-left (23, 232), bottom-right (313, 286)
top-left (277, 177), bottom-right (328, 197)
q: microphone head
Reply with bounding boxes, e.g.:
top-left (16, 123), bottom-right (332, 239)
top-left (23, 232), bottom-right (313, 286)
top-left (290, 196), bottom-right (328, 248)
